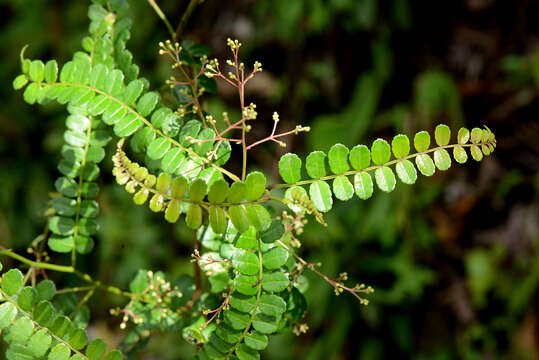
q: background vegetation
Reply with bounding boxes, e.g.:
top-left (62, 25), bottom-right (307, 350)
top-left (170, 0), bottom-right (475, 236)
top-left (1, 0), bottom-right (538, 358)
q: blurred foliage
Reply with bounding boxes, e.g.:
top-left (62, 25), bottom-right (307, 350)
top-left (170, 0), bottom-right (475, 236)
top-left (1, 0), bottom-right (538, 359)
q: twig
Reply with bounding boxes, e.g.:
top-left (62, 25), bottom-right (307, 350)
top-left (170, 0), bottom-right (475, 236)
top-left (147, 0), bottom-right (176, 40)
top-left (175, 0), bottom-right (201, 40)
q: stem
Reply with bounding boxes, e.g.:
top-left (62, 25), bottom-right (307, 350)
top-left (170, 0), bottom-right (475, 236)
top-left (193, 229), bottom-right (203, 301)
top-left (269, 142), bottom-right (495, 189)
top-left (147, 0), bottom-right (176, 40)
top-left (175, 0), bottom-right (200, 40)
top-left (0, 249), bottom-right (151, 303)
top-left (0, 249), bottom-right (74, 273)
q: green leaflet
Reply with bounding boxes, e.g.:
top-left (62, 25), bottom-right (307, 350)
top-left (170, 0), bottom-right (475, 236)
top-left (349, 144), bottom-right (371, 170)
top-left (1, 269), bottom-right (24, 296)
top-left (371, 139), bottom-right (391, 165)
top-left (236, 343), bottom-right (260, 359)
top-left (395, 160), bottom-right (417, 184)
top-left (244, 332), bottom-right (269, 351)
top-left (209, 206), bottom-right (228, 234)
top-left (208, 179), bottom-right (229, 203)
top-left (188, 178), bottom-right (206, 201)
top-left (228, 181), bottom-right (246, 203)
top-left (415, 154), bottom-right (435, 176)
top-left (458, 127), bottom-right (470, 144)
top-left (453, 145), bottom-right (468, 163)
top-left (434, 148), bottom-right (451, 170)
top-left (262, 271), bottom-right (289, 292)
top-left (233, 274), bottom-right (259, 296)
top-left (354, 172), bottom-right (373, 200)
top-left (278, 153), bottom-right (302, 184)
top-left (328, 143), bottom-right (350, 174)
top-left (0, 303), bottom-right (17, 329)
top-left (306, 151), bottom-right (327, 178)
top-left (374, 167), bottom-right (396, 192)
top-left (165, 200), bottom-right (181, 223)
top-left (244, 172), bottom-right (266, 201)
top-left (309, 180), bottom-right (332, 212)
top-left (258, 294), bottom-right (286, 316)
top-left (232, 250), bottom-right (260, 275)
top-left (391, 134), bottom-right (410, 158)
top-left (229, 205), bottom-right (251, 233)
top-left (332, 176), bottom-right (354, 201)
top-left (435, 124), bottom-right (451, 146)
top-left (229, 293), bottom-right (257, 313)
top-left (245, 204), bottom-right (271, 232)
top-left (186, 204), bottom-right (202, 229)
top-left (262, 246), bottom-right (288, 270)
top-left (414, 131), bottom-right (430, 152)
top-left (252, 313), bottom-right (280, 334)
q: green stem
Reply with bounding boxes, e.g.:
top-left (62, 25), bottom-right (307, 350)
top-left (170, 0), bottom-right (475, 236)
top-left (0, 249), bottom-right (74, 273)
top-left (269, 141), bottom-right (496, 189)
top-left (175, 0), bottom-right (200, 40)
top-left (56, 285), bottom-right (96, 294)
top-left (0, 249), bottom-right (151, 303)
top-left (147, 0), bottom-right (176, 40)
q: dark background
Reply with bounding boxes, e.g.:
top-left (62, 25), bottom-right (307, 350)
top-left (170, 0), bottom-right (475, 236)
top-left (1, 0), bottom-right (538, 359)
